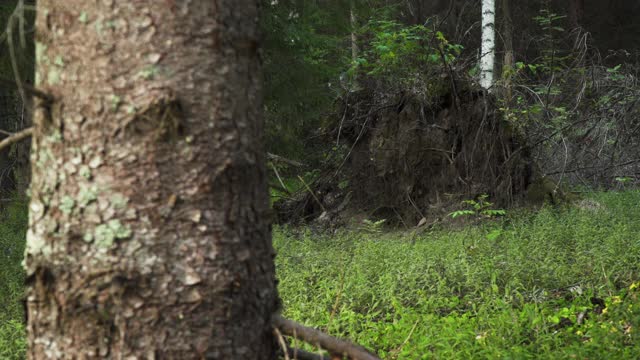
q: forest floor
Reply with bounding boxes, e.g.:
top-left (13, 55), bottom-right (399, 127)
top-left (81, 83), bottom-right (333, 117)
top-left (0, 199), bottom-right (27, 360)
top-left (275, 191), bottom-right (640, 359)
top-left (2, 192), bottom-right (640, 358)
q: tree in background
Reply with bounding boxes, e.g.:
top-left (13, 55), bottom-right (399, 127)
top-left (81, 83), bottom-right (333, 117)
top-left (480, 0), bottom-right (496, 90)
top-left (262, 0), bottom-right (351, 159)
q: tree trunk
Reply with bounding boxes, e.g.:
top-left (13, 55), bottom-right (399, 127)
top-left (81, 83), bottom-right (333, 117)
top-left (569, 0), bottom-right (585, 30)
top-left (25, 1), bottom-right (278, 358)
top-left (501, 0), bottom-right (514, 99)
top-left (350, 0), bottom-right (359, 62)
top-left (480, 0), bottom-right (496, 91)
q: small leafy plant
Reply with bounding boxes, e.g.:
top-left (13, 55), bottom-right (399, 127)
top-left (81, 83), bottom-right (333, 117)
top-left (360, 218), bottom-right (386, 233)
top-left (449, 194), bottom-right (506, 219)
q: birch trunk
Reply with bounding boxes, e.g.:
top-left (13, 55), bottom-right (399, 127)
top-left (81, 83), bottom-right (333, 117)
top-left (480, 0), bottom-right (496, 91)
top-left (26, 1), bottom-right (278, 358)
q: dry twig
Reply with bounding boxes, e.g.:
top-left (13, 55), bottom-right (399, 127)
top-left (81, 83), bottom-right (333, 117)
top-left (273, 315), bottom-right (381, 360)
top-left (0, 127), bottom-right (32, 152)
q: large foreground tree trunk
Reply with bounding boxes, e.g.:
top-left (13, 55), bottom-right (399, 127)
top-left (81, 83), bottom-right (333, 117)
top-left (25, 1), bottom-right (278, 358)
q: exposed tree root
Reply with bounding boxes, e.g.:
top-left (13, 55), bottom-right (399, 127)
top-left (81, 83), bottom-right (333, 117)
top-left (273, 315), bottom-right (381, 360)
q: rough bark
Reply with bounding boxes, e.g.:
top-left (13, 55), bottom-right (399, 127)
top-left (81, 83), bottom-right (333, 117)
top-left (26, 1), bottom-right (278, 358)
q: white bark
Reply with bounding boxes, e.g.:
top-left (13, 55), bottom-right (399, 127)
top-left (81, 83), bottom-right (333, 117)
top-left (480, 0), bottom-right (496, 91)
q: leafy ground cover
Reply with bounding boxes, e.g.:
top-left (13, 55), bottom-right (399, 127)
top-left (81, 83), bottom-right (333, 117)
top-left (275, 192), bottom-right (640, 359)
top-left (1, 192), bottom-right (640, 359)
top-left (0, 200), bottom-right (27, 360)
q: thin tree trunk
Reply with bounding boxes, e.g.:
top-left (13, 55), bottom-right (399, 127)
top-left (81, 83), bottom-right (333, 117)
top-left (26, 1), bottom-right (278, 358)
top-left (569, 0), bottom-right (585, 30)
top-left (480, 0), bottom-right (496, 91)
top-left (501, 0), bottom-right (514, 99)
top-left (350, 0), bottom-right (359, 62)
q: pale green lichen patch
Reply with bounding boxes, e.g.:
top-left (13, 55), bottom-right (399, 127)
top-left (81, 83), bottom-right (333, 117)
top-left (59, 196), bottom-right (75, 215)
top-left (79, 165), bottom-right (92, 179)
top-left (108, 219), bottom-right (132, 239)
top-left (95, 20), bottom-right (104, 37)
top-left (47, 68), bottom-right (61, 85)
top-left (24, 228), bottom-right (53, 264)
top-left (54, 55), bottom-right (65, 67)
top-left (137, 65), bottom-right (160, 80)
top-left (110, 193), bottom-right (129, 209)
top-left (94, 224), bottom-right (115, 248)
top-left (36, 147), bottom-right (55, 169)
top-left (110, 95), bottom-right (122, 112)
top-left (83, 232), bottom-right (93, 243)
top-left (49, 129), bottom-right (62, 142)
top-left (78, 185), bottom-right (98, 207)
top-left (35, 42), bottom-right (49, 64)
top-left (93, 219), bottom-right (131, 249)
top-left (79, 11), bottom-right (89, 24)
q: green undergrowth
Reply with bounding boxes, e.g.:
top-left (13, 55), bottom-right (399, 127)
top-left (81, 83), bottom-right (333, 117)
top-left (0, 198), bottom-right (27, 360)
top-left (1, 193), bottom-right (640, 358)
top-left (275, 191), bottom-right (640, 359)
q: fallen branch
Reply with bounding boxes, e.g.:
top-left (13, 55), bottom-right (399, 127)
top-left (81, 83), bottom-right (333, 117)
top-left (268, 152), bottom-right (305, 167)
top-left (545, 158), bottom-right (640, 176)
top-left (273, 315), bottom-right (381, 360)
top-left (297, 175), bottom-right (326, 213)
top-left (285, 347), bottom-right (330, 360)
top-left (271, 162), bottom-right (290, 194)
top-left (0, 127), bottom-right (32, 152)
top-left (0, 77), bottom-right (54, 103)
